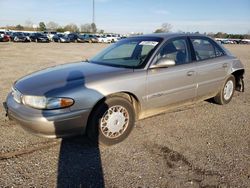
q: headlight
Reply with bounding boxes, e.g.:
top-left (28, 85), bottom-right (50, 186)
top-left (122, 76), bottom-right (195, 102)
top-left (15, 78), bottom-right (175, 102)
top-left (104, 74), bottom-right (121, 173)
top-left (22, 95), bottom-right (74, 110)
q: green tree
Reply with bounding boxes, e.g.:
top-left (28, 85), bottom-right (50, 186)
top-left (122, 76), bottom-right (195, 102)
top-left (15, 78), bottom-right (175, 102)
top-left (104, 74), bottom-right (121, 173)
top-left (39, 22), bottom-right (46, 31)
top-left (154, 23), bottom-right (172, 33)
top-left (56, 27), bottom-right (65, 32)
top-left (99, 29), bottom-right (104, 34)
top-left (80, 24), bottom-right (91, 33)
top-left (214, 32), bottom-right (227, 38)
top-left (64, 23), bottom-right (79, 33)
top-left (91, 23), bottom-right (97, 33)
top-left (46, 21), bottom-right (59, 31)
top-left (15, 24), bottom-right (24, 30)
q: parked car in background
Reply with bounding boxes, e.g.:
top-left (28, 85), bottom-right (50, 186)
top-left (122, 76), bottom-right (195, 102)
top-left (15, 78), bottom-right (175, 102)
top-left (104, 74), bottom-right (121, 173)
top-left (105, 34), bottom-right (120, 43)
top-left (75, 34), bottom-right (85, 43)
top-left (82, 34), bottom-right (98, 43)
top-left (96, 35), bottom-right (111, 43)
top-left (23, 33), bottom-right (32, 42)
top-left (11, 32), bottom-right (30, 42)
top-left (240, 39), bottom-right (250, 44)
top-left (0, 31), bottom-right (11, 42)
top-left (52, 34), bottom-right (70, 43)
top-left (222, 40), bottom-right (235, 44)
top-left (120, 36), bottom-right (128, 40)
top-left (30, 33), bottom-right (50, 43)
top-left (4, 33), bottom-right (245, 146)
top-left (68, 33), bottom-right (80, 42)
top-left (47, 32), bottom-right (57, 41)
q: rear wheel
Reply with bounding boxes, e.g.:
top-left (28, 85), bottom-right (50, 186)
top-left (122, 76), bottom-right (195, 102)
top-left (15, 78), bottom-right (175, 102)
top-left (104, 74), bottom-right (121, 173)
top-left (87, 97), bottom-right (135, 146)
top-left (214, 75), bottom-right (235, 105)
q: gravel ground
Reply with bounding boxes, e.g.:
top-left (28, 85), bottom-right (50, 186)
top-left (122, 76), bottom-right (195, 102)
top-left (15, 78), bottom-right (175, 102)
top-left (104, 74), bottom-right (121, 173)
top-left (0, 43), bottom-right (249, 188)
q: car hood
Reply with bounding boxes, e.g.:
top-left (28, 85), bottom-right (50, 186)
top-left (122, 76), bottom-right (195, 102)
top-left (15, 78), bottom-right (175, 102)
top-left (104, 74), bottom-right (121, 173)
top-left (15, 62), bottom-right (133, 96)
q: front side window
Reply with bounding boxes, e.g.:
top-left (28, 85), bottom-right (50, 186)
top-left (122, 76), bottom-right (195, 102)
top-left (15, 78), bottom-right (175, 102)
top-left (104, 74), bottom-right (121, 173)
top-left (90, 37), bottom-right (162, 68)
top-left (191, 38), bottom-right (224, 61)
top-left (156, 38), bottom-right (190, 65)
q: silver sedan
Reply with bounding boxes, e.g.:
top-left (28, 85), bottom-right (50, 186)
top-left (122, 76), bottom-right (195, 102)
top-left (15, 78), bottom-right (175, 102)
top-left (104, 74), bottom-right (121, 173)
top-left (4, 33), bottom-right (245, 145)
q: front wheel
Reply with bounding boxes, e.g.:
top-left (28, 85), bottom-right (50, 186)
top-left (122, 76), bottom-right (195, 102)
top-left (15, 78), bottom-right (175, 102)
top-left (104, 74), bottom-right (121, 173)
top-left (87, 97), bottom-right (135, 146)
top-left (214, 75), bottom-right (235, 105)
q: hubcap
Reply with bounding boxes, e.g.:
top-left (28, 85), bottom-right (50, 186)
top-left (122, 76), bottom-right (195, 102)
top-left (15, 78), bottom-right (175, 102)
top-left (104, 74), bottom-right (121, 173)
top-left (100, 105), bottom-right (129, 139)
top-left (224, 80), bottom-right (234, 100)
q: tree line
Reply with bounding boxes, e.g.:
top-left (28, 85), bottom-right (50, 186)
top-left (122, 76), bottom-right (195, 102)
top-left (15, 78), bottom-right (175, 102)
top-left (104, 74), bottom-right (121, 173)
top-left (154, 23), bottom-right (250, 39)
top-left (211, 32), bottom-right (250, 39)
top-left (1, 21), bottom-right (104, 34)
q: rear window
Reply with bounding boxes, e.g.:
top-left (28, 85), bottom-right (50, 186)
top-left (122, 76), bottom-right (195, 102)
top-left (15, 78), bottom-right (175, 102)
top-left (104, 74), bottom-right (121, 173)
top-left (191, 38), bottom-right (224, 61)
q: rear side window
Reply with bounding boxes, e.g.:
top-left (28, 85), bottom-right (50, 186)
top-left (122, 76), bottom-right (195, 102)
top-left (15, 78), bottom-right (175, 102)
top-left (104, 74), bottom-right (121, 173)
top-left (191, 38), bottom-right (224, 61)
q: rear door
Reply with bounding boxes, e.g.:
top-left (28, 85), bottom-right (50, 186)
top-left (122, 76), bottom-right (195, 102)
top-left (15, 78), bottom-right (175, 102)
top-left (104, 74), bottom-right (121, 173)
top-left (146, 37), bottom-right (197, 110)
top-left (189, 36), bottom-right (228, 98)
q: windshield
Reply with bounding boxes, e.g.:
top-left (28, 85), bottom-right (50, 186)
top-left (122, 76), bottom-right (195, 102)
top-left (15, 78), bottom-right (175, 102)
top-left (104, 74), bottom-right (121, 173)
top-left (90, 37), bottom-right (162, 68)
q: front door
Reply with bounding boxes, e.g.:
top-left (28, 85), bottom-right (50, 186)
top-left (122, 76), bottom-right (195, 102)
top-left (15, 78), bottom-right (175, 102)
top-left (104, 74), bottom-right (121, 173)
top-left (146, 37), bottom-right (197, 111)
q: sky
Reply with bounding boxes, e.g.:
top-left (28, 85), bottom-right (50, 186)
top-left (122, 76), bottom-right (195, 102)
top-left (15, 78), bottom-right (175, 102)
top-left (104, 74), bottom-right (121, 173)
top-left (0, 0), bottom-right (249, 34)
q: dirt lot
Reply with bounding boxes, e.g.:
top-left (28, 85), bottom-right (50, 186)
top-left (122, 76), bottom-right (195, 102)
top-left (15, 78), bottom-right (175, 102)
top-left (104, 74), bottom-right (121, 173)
top-left (0, 43), bottom-right (249, 187)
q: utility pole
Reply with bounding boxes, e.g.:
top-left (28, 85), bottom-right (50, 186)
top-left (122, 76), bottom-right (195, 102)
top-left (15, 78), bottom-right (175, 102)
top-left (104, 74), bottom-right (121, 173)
top-left (92, 0), bottom-right (95, 24)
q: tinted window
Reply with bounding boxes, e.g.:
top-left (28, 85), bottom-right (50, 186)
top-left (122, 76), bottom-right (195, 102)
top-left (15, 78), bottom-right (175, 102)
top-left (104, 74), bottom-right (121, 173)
top-left (191, 38), bottom-right (224, 61)
top-left (157, 38), bottom-right (190, 65)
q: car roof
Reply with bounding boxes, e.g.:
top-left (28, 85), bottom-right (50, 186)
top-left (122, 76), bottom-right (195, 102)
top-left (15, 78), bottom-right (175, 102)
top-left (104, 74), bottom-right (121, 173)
top-left (131, 33), bottom-right (208, 40)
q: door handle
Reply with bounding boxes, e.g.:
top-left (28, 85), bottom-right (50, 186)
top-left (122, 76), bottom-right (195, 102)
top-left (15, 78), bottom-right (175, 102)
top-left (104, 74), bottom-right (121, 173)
top-left (187, 71), bottom-right (195, 76)
top-left (222, 63), bottom-right (228, 68)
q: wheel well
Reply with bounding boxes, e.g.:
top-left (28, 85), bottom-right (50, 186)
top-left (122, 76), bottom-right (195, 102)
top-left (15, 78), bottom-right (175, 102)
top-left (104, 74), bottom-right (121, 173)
top-left (108, 92), bottom-right (141, 119)
top-left (87, 92), bottom-right (141, 128)
top-left (232, 69), bottom-right (245, 92)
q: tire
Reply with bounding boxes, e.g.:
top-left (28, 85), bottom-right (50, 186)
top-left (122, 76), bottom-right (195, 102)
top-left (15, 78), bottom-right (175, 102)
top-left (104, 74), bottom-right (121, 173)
top-left (214, 75), bottom-right (235, 105)
top-left (87, 97), bottom-right (135, 146)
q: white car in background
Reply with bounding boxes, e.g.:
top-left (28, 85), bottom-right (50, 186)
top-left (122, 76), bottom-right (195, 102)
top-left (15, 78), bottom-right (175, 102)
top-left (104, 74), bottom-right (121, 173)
top-left (47, 32), bottom-right (57, 41)
top-left (105, 34), bottom-right (120, 43)
top-left (96, 35), bottom-right (111, 43)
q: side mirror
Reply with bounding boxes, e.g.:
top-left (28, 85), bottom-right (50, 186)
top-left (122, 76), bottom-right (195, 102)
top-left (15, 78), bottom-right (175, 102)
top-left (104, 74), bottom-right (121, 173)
top-left (150, 57), bottom-right (176, 68)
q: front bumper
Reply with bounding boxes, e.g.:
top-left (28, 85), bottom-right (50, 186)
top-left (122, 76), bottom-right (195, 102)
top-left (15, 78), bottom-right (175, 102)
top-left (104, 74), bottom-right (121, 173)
top-left (4, 94), bottom-right (91, 138)
top-left (15, 38), bottom-right (27, 42)
top-left (38, 38), bottom-right (49, 42)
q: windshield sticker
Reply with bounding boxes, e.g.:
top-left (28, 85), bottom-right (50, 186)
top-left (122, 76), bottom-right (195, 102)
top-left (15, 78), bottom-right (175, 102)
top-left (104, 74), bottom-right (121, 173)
top-left (139, 41), bottom-right (159, 46)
